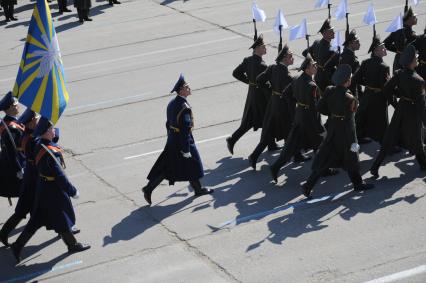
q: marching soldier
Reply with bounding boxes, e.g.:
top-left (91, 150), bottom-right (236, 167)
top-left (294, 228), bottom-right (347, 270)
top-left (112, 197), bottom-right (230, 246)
top-left (352, 35), bottom-right (392, 146)
top-left (384, 6), bottom-right (417, 73)
top-left (0, 110), bottom-right (38, 247)
top-left (74, 0), bottom-right (92, 23)
top-left (142, 74), bottom-right (213, 206)
top-left (370, 45), bottom-right (426, 178)
top-left (303, 19), bottom-right (340, 92)
top-left (415, 26), bottom-right (426, 81)
top-left (269, 54), bottom-right (325, 182)
top-left (0, 92), bottom-right (25, 200)
top-left (302, 64), bottom-right (374, 198)
top-left (1, 0), bottom-right (17, 22)
top-left (226, 35), bottom-right (275, 155)
top-left (10, 117), bottom-right (90, 263)
top-left (340, 29), bottom-right (361, 99)
top-left (248, 45), bottom-right (307, 170)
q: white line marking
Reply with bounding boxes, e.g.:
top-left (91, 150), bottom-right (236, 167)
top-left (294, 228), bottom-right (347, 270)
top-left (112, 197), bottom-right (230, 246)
top-left (365, 265), bottom-right (426, 283)
top-left (124, 134), bottom-right (230, 160)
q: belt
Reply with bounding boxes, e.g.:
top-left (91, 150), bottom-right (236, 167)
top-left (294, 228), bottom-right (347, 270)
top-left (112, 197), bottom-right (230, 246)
top-left (39, 174), bottom-right (55, 181)
top-left (365, 86), bottom-right (381, 93)
top-left (169, 126), bottom-right (180, 133)
top-left (297, 102), bottom-right (310, 109)
top-left (420, 60), bottom-right (426, 65)
top-left (331, 113), bottom-right (345, 120)
top-left (248, 81), bottom-right (257, 86)
top-left (272, 90), bottom-right (282, 96)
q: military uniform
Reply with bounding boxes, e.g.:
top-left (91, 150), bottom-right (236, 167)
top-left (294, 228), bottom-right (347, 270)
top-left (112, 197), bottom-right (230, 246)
top-left (1, 0), bottom-right (17, 22)
top-left (248, 46), bottom-right (297, 169)
top-left (340, 30), bottom-right (361, 99)
top-left (370, 45), bottom-right (426, 177)
top-left (302, 65), bottom-right (374, 198)
top-left (10, 117), bottom-right (90, 263)
top-left (270, 55), bottom-right (324, 181)
top-left (142, 75), bottom-right (212, 205)
top-left (0, 110), bottom-right (38, 247)
top-left (74, 0), bottom-right (92, 22)
top-left (226, 35), bottom-right (271, 154)
top-left (383, 7), bottom-right (417, 73)
top-left (303, 19), bottom-right (339, 92)
top-left (352, 36), bottom-right (392, 144)
top-left (415, 31), bottom-right (426, 80)
top-left (0, 92), bottom-right (25, 199)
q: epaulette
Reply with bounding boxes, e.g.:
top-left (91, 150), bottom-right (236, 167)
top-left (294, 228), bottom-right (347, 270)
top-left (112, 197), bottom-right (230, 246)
top-left (0, 121), bottom-right (25, 135)
top-left (35, 145), bottom-right (63, 165)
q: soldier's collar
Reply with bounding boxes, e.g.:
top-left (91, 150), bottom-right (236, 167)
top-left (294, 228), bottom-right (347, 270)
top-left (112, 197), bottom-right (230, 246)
top-left (177, 95), bottom-right (187, 101)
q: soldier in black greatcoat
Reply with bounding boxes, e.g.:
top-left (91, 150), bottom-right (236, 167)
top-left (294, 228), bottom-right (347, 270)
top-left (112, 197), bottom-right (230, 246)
top-left (1, 0), bottom-right (17, 22)
top-left (303, 19), bottom-right (340, 92)
top-left (341, 29), bottom-right (361, 99)
top-left (352, 35), bottom-right (392, 145)
top-left (370, 45), bottom-right (426, 178)
top-left (0, 92), bottom-right (25, 199)
top-left (226, 35), bottom-right (275, 155)
top-left (415, 26), bottom-right (426, 81)
top-left (247, 45), bottom-right (308, 170)
top-left (269, 54), bottom-right (325, 182)
top-left (74, 0), bottom-right (92, 23)
top-left (10, 118), bottom-right (90, 264)
top-left (0, 110), bottom-right (38, 247)
top-left (302, 64), bottom-right (374, 198)
top-left (142, 75), bottom-right (213, 206)
top-left (384, 7), bottom-right (417, 73)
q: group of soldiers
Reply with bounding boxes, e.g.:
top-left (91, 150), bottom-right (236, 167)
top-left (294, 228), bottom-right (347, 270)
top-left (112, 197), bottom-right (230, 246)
top-left (0, 92), bottom-right (90, 264)
top-left (1, 0), bottom-right (121, 23)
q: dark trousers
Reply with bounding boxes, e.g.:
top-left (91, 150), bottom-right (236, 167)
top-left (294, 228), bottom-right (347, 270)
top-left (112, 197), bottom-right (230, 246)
top-left (2, 4), bottom-right (14, 20)
top-left (228, 124), bottom-right (251, 148)
top-left (0, 213), bottom-right (22, 240)
top-left (58, 0), bottom-right (68, 12)
top-left (77, 8), bottom-right (89, 21)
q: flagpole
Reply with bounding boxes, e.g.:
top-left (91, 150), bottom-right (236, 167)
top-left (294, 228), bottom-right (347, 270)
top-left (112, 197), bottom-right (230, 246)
top-left (345, 13), bottom-right (350, 40)
top-left (306, 34), bottom-right (311, 49)
top-left (404, 0), bottom-right (408, 13)
top-left (328, 2), bottom-right (332, 19)
top-left (373, 24), bottom-right (376, 37)
top-left (278, 25), bottom-right (283, 52)
top-left (253, 19), bottom-right (258, 41)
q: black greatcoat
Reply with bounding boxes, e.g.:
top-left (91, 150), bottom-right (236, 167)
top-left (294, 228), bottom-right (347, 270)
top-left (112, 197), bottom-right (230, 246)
top-left (74, 0), bottom-right (91, 9)
top-left (256, 63), bottom-right (295, 142)
top-left (0, 0), bottom-right (17, 6)
top-left (311, 86), bottom-right (360, 172)
top-left (303, 39), bottom-right (339, 92)
top-left (384, 25), bottom-right (417, 72)
top-left (352, 55), bottom-right (391, 143)
top-left (340, 47), bottom-right (362, 99)
top-left (232, 54), bottom-right (270, 131)
top-left (381, 69), bottom-right (426, 154)
top-left (147, 95), bottom-right (204, 185)
top-left (415, 34), bottom-right (426, 81)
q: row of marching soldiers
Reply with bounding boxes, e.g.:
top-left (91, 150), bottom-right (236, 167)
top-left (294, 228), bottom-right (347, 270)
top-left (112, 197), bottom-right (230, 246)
top-left (0, 93), bottom-right (90, 264)
top-left (226, 6), bottom-right (426, 198)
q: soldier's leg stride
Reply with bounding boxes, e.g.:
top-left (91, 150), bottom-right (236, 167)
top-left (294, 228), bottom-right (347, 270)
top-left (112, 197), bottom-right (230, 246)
top-left (0, 213), bottom-right (22, 247)
top-left (348, 171), bottom-right (374, 191)
top-left (189, 180), bottom-right (213, 196)
top-left (60, 232), bottom-right (91, 253)
top-left (301, 170), bottom-right (324, 199)
top-left (10, 224), bottom-right (38, 264)
top-left (84, 9), bottom-right (92, 21)
top-left (141, 173), bottom-right (165, 205)
top-left (226, 125), bottom-right (251, 155)
top-left (9, 5), bottom-right (17, 21)
top-left (77, 8), bottom-right (84, 22)
top-left (370, 150), bottom-right (387, 178)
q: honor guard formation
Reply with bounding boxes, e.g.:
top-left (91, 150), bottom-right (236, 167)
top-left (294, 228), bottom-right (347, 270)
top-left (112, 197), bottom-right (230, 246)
top-left (1, 0), bottom-right (426, 280)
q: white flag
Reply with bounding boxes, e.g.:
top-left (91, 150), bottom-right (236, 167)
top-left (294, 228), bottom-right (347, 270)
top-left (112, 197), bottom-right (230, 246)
top-left (315, 0), bottom-right (329, 8)
top-left (289, 19), bottom-right (308, 41)
top-left (331, 30), bottom-right (344, 51)
top-left (273, 9), bottom-right (288, 36)
top-left (335, 0), bottom-right (348, 21)
top-left (363, 3), bottom-right (377, 26)
top-left (412, 0), bottom-right (419, 5)
top-left (385, 13), bottom-right (403, 33)
top-left (252, 2), bottom-right (266, 22)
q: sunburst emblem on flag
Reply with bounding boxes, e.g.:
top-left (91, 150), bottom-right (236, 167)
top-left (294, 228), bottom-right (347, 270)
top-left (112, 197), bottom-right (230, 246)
top-left (13, 0), bottom-right (69, 124)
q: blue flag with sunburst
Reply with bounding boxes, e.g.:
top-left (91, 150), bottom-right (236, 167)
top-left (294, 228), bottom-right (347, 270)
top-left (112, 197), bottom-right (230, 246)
top-left (12, 0), bottom-right (69, 124)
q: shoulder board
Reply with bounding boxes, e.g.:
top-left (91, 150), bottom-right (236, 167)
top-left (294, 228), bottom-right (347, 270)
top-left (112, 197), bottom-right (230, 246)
top-left (183, 102), bottom-right (191, 110)
top-left (8, 121), bottom-right (25, 132)
top-left (35, 145), bottom-right (63, 165)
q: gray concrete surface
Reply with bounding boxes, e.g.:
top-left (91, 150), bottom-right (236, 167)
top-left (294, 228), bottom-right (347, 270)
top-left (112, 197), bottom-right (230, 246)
top-left (1, 0), bottom-right (426, 282)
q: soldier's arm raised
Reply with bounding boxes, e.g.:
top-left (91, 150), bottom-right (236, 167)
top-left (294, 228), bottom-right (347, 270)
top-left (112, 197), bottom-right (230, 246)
top-left (232, 58), bottom-right (249, 84)
top-left (383, 33), bottom-right (397, 53)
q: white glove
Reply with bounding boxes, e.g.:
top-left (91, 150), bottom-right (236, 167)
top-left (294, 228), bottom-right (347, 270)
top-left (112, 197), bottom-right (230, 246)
top-left (16, 169), bottom-right (24, 180)
top-left (181, 151), bottom-right (192, 158)
top-left (72, 190), bottom-right (80, 199)
top-left (350, 143), bottom-right (360, 153)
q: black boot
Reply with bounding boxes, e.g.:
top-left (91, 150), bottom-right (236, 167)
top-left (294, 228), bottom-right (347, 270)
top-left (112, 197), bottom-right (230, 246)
top-left (112, 0), bottom-right (121, 4)
top-left (354, 182), bottom-right (375, 191)
top-left (0, 214), bottom-right (22, 247)
top-left (84, 10), bottom-right (92, 21)
top-left (77, 8), bottom-right (84, 22)
top-left (226, 137), bottom-right (234, 155)
top-left (190, 180), bottom-right (213, 196)
top-left (9, 5), bottom-right (17, 21)
top-left (141, 174), bottom-right (164, 205)
top-left (415, 154), bottom-right (426, 170)
top-left (301, 183), bottom-right (313, 199)
top-left (293, 152), bottom-right (311, 163)
top-left (269, 164), bottom-right (279, 183)
top-left (267, 142), bottom-right (282, 152)
top-left (322, 168), bottom-right (339, 176)
top-left (108, 0), bottom-right (114, 5)
top-left (370, 151), bottom-right (386, 179)
top-left (61, 232), bottom-right (90, 253)
top-left (248, 154), bottom-right (257, 171)
top-left (10, 228), bottom-right (35, 264)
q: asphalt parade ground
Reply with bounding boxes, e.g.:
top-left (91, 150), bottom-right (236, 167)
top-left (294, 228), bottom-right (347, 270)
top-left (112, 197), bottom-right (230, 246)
top-left (1, 0), bottom-right (426, 282)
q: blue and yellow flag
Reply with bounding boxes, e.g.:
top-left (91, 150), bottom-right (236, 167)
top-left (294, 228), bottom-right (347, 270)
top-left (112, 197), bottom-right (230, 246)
top-left (13, 0), bottom-right (69, 124)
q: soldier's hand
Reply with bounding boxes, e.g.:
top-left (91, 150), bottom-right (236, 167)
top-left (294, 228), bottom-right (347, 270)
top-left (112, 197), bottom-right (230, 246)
top-left (72, 190), bottom-right (80, 199)
top-left (181, 151), bottom-right (192, 158)
top-left (350, 143), bottom-right (360, 153)
top-left (16, 169), bottom-right (24, 179)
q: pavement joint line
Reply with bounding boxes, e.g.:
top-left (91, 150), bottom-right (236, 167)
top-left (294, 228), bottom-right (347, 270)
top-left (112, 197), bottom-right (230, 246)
top-left (364, 264), bottom-right (426, 283)
top-left (1, 260), bottom-right (83, 283)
